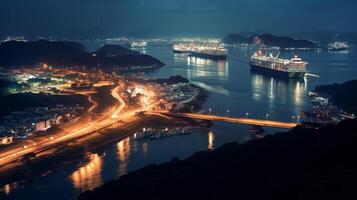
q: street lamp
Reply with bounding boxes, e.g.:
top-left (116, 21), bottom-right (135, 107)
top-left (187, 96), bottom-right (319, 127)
top-left (292, 116), bottom-right (296, 122)
top-left (265, 114), bottom-right (269, 120)
top-left (246, 112), bottom-right (249, 118)
top-left (297, 115), bottom-right (301, 124)
top-left (227, 109), bottom-right (230, 116)
top-left (209, 108), bottom-right (212, 115)
top-left (191, 106), bottom-right (194, 113)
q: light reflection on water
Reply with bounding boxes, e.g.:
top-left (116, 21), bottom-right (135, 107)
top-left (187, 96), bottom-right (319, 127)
top-left (1, 183), bottom-right (12, 196)
top-left (173, 53), bottom-right (188, 62)
top-left (250, 73), bottom-right (307, 115)
top-left (208, 131), bottom-right (215, 150)
top-left (142, 142), bottom-right (148, 154)
top-left (186, 56), bottom-right (229, 81)
top-left (116, 137), bottom-right (131, 176)
top-left (70, 153), bottom-right (103, 191)
top-left (0, 181), bottom-right (19, 197)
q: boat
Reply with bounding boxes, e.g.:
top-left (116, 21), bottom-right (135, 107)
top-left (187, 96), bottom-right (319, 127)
top-left (328, 42), bottom-right (349, 51)
top-left (131, 41), bottom-right (147, 48)
top-left (189, 44), bottom-right (227, 60)
top-left (173, 43), bottom-right (192, 53)
top-left (250, 50), bottom-right (307, 78)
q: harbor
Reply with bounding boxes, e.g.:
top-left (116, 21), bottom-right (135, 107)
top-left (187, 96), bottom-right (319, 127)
top-left (2, 41), bottom-right (357, 199)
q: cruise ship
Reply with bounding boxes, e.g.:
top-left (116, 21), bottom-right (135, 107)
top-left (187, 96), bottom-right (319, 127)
top-left (250, 50), bottom-right (307, 78)
top-left (189, 44), bottom-right (228, 60)
top-left (328, 42), bottom-right (349, 51)
top-left (173, 43), bottom-right (192, 53)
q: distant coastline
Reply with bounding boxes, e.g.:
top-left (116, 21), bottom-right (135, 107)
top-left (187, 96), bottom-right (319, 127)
top-left (0, 40), bottom-right (165, 70)
top-left (223, 33), bottom-right (317, 49)
top-left (314, 79), bottom-right (357, 114)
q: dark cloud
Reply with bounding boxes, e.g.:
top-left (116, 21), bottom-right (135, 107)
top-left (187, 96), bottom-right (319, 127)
top-left (1, 0), bottom-right (356, 38)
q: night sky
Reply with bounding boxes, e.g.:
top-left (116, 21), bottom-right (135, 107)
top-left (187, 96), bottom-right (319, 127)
top-left (1, 0), bottom-right (357, 38)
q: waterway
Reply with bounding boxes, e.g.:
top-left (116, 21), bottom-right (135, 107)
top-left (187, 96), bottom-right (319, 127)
top-left (1, 43), bottom-right (357, 200)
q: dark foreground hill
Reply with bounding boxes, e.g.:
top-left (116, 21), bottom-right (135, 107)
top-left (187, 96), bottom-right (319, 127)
top-left (0, 40), bottom-right (164, 69)
top-left (78, 119), bottom-right (357, 200)
top-left (223, 33), bottom-right (317, 49)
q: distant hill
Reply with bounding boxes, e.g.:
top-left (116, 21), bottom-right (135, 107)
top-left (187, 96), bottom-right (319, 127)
top-left (95, 45), bottom-right (138, 57)
top-left (223, 34), bottom-right (251, 44)
top-left (289, 31), bottom-right (357, 46)
top-left (223, 33), bottom-right (317, 49)
top-left (0, 40), bottom-right (164, 69)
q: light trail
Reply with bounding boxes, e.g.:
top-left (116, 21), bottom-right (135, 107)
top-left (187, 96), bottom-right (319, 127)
top-left (152, 111), bottom-right (298, 129)
top-left (111, 86), bottom-right (126, 119)
top-left (0, 84), bottom-right (158, 168)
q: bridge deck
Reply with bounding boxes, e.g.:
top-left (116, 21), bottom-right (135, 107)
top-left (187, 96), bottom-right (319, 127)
top-left (154, 112), bottom-right (298, 129)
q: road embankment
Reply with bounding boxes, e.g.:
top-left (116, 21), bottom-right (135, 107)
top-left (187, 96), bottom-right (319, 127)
top-left (0, 115), bottom-right (205, 187)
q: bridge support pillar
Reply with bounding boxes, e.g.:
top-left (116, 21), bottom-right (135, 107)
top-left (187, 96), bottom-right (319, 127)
top-left (248, 125), bottom-right (264, 134)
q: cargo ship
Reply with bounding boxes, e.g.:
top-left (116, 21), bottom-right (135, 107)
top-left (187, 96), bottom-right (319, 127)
top-left (328, 42), bottom-right (349, 51)
top-left (189, 44), bottom-right (228, 60)
top-left (250, 50), bottom-right (307, 78)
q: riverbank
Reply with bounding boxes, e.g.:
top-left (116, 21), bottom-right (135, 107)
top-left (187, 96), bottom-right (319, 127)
top-left (78, 119), bottom-right (357, 200)
top-left (180, 84), bottom-right (208, 112)
top-left (0, 115), bottom-right (208, 190)
top-left (314, 79), bottom-right (357, 114)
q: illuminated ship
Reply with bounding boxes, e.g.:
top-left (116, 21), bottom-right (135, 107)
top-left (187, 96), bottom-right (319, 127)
top-left (328, 42), bottom-right (349, 51)
top-left (189, 44), bottom-right (227, 60)
top-left (173, 43), bottom-right (192, 53)
top-left (131, 41), bottom-right (147, 48)
top-left (250, 50), bottom-right (307, 78)
top-left (2, 36), bottom-right (27, 43)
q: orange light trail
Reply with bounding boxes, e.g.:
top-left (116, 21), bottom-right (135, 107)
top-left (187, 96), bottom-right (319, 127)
top-left (0, 84), bottom-right (159, 168)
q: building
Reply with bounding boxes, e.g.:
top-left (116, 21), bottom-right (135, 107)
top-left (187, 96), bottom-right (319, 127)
top-left (0, 136), bottom-right (13, 145)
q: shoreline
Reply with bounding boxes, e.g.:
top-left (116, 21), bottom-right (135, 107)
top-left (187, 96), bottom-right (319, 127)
top-left (0, 115), bottom-right (208, 187)
top-left (313, 79), bottom-right (357, 114)
top-left (78, 118), bottom-right (357, 200)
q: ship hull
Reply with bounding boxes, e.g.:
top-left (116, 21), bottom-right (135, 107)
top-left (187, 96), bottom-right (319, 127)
top-left (328, 48), bottom-right (349, 51)
top-left (250, 64), bottom-right (305, 79)
top-left (173, 49), bottom-right (189, 53)
top-left (189, 51), bottom-right (227, 60)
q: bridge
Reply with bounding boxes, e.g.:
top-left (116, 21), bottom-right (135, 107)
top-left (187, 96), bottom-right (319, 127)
top-left (153, 111), bottom-right (298, 129)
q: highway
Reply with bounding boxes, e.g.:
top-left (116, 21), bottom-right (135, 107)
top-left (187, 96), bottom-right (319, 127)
top-left (0, 84), bottom-right (156, 168)
top-left (153, 111), bottom-right (298, 129)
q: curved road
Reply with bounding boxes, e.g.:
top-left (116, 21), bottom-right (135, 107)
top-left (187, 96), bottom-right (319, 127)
top-left (0, 85), bottom-right (130, 168)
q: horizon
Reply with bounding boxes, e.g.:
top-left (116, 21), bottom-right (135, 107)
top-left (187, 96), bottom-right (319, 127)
top-left (1, 0), bottom-right (357, 39)
top-left (2, 31), bottom-right (357, 41)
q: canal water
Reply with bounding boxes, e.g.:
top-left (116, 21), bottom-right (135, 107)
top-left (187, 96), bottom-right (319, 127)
top-left (1, 43), bottom-right (357, 200)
